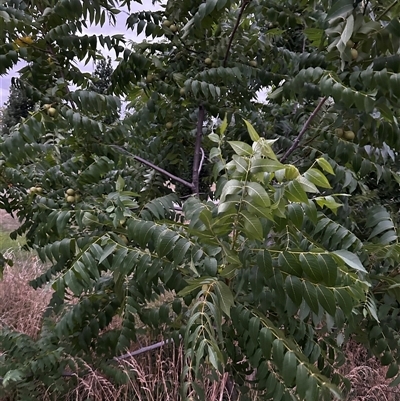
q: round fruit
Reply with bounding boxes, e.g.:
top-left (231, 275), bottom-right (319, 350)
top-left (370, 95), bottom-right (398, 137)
top-left (204, 57), bottom-right (212, 65)
top-left (170, 24), bottom-right (178, 33)
top-left (344, 130), bottom-right (355, 141)
top-left (119, 235), bottom-right (129, 245)
top-left (249, 60), bottom-right (258, 67)
top-left (162, 20), bottom-right (172, 27)
top-left (335, 128), bottom-right (344, 138)
top-left (29, 186), bottom-right (37, 194)
top-left (43, 104), bottom-right (51, 110)
top-left (166, 122), bottom-right (173, 129)
top-left (211, 62), bottom-right (217, 68)
top-left (145, 74), bottom-right (155, 83)
top-left (48, 107), bottom-right (57, 117)
top-left (66, 196), bottom-right (75, 203)
top-left (35, 187), bottom-right (43, 194)
top-left (66, 188), bottom-right (75, 196)
top-left (179, 88), bottom-right (186, 96)
top-left (119, 219), bottom-right (126, 226)
top-left (351, 48), bottom-right (358, 60)
top-left (346, 40), bottom-right (354, 48)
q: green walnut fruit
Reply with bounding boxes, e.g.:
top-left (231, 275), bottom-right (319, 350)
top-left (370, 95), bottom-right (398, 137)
top-left (179, 87), bottom-right (186, 96)
top-left (204, 57), bottom-right (212, 65)
top-left (119, 235), bottom-right (129, 245)
top-left (346, 40), bottom-right (354, 48)
top-left (162, 19), bottom-right (172, 27)
top-left (29, 186), bottom-right (37, 194)
top-left (35, 187), bottom-right (43, 194)
top-left (66, 195), bottom-right (75, 203)
top-left (43, 104), bottom-right (51, 110)
top-left (335, 128), bottom-right (344, 138)
top-left (66, 188), bottom-right (75, 196)
top-left (166, 122), bottom-right (173, 129)
top-left (249, 60), bottom-right (258, 67)
top-left (344, 130), bottom-right (355, 141)
top-left (351, 48), bottom-right (358, 60)
top-left (170, 24), bottom-right (178, 33)
top-left (48, 107), bottom-right (57, 117)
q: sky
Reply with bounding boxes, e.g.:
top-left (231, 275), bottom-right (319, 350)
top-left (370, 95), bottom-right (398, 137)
top-left (0, 1), bottom-right (161, 107)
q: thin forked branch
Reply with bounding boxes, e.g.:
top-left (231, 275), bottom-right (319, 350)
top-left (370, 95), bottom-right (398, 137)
top-left (223, 0), bottom-right (251, 67)
top-left (280, 96), bottom-right (328, 163)
top-left (110, 145), bottom-right (193, 189)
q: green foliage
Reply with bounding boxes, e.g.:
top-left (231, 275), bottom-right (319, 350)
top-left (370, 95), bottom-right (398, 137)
top-left (1, 82), bottom-right (35, 136)
top-left (2, 0), bottom-right (400, 400)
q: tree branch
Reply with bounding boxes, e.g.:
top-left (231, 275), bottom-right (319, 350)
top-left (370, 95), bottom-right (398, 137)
top-left (192, 105), bottom-right (206, 195)
top-left (223, 0), bottom-right (251, 67)
top-left (280, 96), bottom-right (328, 163)
top-left (109, 145), bottom-right (193, 189)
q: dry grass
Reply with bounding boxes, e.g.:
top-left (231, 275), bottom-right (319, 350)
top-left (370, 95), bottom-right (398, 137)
top-left (341, 340), bottom-right (400, 401)
top-left (0, 250), bottom-right (51, 338)
top-left (2, 248), bottom-right (400, 400)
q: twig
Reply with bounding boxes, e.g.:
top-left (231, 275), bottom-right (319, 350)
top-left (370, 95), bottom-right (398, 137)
top-left (223, 0), bottom-right (251, 67)
top-left (198, 147), bottom-right (205, 175)
top-left (114, 335), bottom-right (181, 361)
top-left (109, 145), bottom-right (193, 189)
top-left (192, 105), bottom-right (206, 195)
top-left (376, 0), bottom-right (398, 20)
top-left (280, 96), bottom-right (328, 163)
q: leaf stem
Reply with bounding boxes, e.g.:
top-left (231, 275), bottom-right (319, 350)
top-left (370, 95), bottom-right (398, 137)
top-left (280, 96), bottom-right (328, 163)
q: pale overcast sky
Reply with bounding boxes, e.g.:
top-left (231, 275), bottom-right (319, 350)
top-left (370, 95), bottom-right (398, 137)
top-left (0, 1), bottom-right (161, 106)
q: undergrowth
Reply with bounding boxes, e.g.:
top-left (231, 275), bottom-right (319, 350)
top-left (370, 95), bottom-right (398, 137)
top-left (1, 250), bottom-right (399, 400)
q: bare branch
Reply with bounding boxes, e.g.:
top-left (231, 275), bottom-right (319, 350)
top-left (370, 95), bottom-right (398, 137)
top-left (223, 0), bottom-right (251, 67)
top-left (280, 96), bottom-right (328, 163)
top-left (110, 145), bottom-right (193, 189)
top-left (192, 105), bottom-right (206, 195)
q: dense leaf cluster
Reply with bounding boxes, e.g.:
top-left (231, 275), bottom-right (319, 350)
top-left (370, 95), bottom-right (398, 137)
top-left (1, 0), bottom-right (400, 400)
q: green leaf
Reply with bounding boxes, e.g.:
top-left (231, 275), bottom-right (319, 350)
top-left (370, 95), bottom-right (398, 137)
top-left (228, 141), bottom-right (253, 156)
top-left (300, 253), bottom-right (324, 283)
top-left (332, 250), bottom-right (367, 273)
top-left (334, 288), bottom-right (354, 316)
top-left (316, 157), bottom-right (335, 175)
top-left (327, 0), bottom-right (354, 20)
top-left (214, 281), bottom-right (234, 317)
top-left (287, 203), bottom-right (304, 229)
top-left (317, 285), bottom-right (336, 316)
top-left (285, 180), bottom-right (309, 203)
top-left (245, 182), bottom-right (271, 207)
top-left (240, 211), bottom-right (264, 241)
top-left (259, 327), bottom-right (273, 359)
top-left (304, 168), bottom-right (331, 189)
top-left (278, 252), bottom-right (303, 277)
top-left (219, 114), bottom-right (228, 135)
top-left (296, 363), bottom-right (310, 399)
top-left (285, 275), bottom-right (303, 307)
top-left (244, 119), bottom-right (260, 142)
top-left (302, 281), bottom-right (320, 314)
top-left (257, 250), bottom-right (274, 280)
top-left (282, 351), bottom-right (297, 386)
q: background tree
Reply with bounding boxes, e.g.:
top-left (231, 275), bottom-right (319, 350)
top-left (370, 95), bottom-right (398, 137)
top-left (1, 0), bottom-right (400, 400)
top-left (89, 56), bottom-right (120, 123)
top-left (1, 81), bottom-right (35, 136)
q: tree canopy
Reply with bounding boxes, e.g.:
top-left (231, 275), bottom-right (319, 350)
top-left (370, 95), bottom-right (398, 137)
top-left (1, 0), bottom-right (400, 400)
